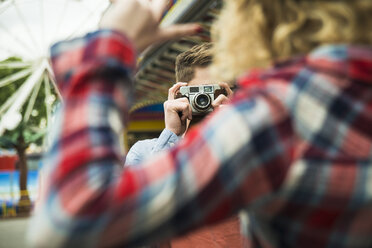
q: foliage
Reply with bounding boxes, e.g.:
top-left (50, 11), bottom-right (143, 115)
top-left (0, 57), bottom-right (58, 150)
top-left (0, 123), bottom-right (46, 149)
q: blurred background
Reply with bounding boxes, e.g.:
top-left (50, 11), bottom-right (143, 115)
top-left (0, 0), bottom-right (221, 246)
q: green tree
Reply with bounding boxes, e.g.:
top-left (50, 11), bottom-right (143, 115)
top-left (0, 57), bottom-right (58, 214)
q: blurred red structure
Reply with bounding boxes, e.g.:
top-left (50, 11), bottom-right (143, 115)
top-left (0, 155), bottom-right (17, 171)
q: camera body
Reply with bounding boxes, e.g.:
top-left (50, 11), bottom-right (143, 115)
top-left (177, 84), bottom-right (227, 115)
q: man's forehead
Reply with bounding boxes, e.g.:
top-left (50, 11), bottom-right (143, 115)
top-left (188, 66), bottom-right (216, 86)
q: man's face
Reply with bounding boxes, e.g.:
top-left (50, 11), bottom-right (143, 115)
top-left (185, 66), bottom-right (218, 129)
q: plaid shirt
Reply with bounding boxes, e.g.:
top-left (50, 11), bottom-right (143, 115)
top-left (28, 30), bottom-right (372, 248)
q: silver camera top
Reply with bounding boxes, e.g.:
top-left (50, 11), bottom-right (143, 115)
top-left (178, 84), bottom-right (226, 115)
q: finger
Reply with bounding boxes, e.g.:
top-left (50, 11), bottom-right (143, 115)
top-left (165, 98), bottom-right (189, 112)
top-left (157, 24), bottom-right (201, 44)
top-left (212, 94), bottom-right (229, 109)
top-left (152, 0), bottom-right (170, 22)
top-left (187, 102), bottom-right (192, 120)
top-left (168, 82), bottom-right (188, 100)
top-left (180, 102), bottom-right (192, 121)
top-left (218, 82), bottom-right (233, 98)
top-left (173, 97), bottom-right (189, 104)
top-left (174, 98), bottom-right (192, 121)
top-left (164, 98), bottom-right (189, 116)
top-left (170, 100), bottom-right (191, 121)
top-left (169, 101), bottom-right (187, 121)
top-left (175, 98), bottom-right (192, 120)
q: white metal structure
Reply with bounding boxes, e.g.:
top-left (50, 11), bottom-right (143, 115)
top-left (0, 0), bottom-right (109, 135)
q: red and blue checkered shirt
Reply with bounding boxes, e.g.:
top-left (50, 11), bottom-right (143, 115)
top-left (28, 30), bottom-right (372, 248)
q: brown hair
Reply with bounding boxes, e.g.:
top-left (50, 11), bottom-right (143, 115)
top-left (175, 43), bottom-right (213, 82)
top-left (211, 0), bottom-right (372, 81)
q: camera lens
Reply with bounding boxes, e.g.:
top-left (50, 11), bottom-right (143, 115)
top-left (194, 93), bottom-right (211, 110)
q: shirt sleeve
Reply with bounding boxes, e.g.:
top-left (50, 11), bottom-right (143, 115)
top-left (125, 129), bottom-right (181, 166)
top-left (152, 128), bottom-right (180, 152)
top-left (28, 30), bottom-right (294, 248)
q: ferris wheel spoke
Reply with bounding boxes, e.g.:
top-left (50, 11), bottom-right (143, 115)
top-left (44, 60), bottom-right (62, 101)
top-left (0, 59), bottom-right (32, 69)
top-left (50, 0), bottom-right (69, 46)
top-left (13, 0), bottom-right (43, 55)
top-left (0, 24), bottom-right (37, 58)
top-left (0, 0), bottom-right (14, 15)
top-left (65, 0), bottom-right (107, 40)
top-left (0, 82), bottom-right (23, 115)
top-left (0, 62), bottom-right (45, 134)
top-left (0, 60), bottom-right (32, 69)
top-left (43, 72), bottom-right (52, 127)
top-left (23, 70), bottom-right (44, 122)
top-left (39, 0), bottom-right (46, 53)
top-left (0, 67), bottom-right (32, 87)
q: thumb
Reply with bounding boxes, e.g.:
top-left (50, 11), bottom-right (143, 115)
top-left (157, 24), bottom-right (201, 43)
top-left (212, 95), bottom-right (229, 109)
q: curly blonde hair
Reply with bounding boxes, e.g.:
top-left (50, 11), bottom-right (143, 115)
top-left (211, 0), bottom-right (372, 81)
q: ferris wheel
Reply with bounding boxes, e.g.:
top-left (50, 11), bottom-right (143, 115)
top-left (0, 0), bottom-right (110, 135)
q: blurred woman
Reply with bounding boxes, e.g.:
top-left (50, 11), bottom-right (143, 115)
top-left (29, 1), bottom-right (372, 247)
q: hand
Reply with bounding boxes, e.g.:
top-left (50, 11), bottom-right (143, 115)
top-left (164, 82), bottom-right (192, 136)
top-left (212, 82), bottom-right (233, 109)
top-left (100, 0), bottom-right (201, 52)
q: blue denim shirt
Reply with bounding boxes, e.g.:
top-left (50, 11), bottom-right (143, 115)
top-left (125, 129), bottom-right (181, 166)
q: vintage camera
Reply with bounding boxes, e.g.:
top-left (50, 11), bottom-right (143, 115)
top-left (177, 84), bottom-right (227, 115)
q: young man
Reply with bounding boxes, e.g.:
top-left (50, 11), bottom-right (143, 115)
top-left (125, 43), bottom-right (233, 166)
top-left (126, 43), bottom-right (242, 248)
